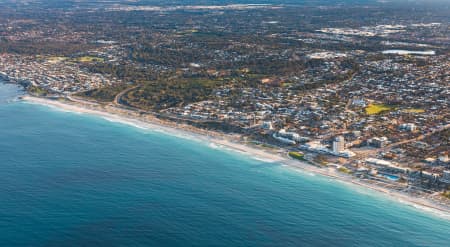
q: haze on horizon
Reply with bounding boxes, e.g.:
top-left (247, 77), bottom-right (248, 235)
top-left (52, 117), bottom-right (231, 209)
top-left (1, 0), bottom-right (450, 7)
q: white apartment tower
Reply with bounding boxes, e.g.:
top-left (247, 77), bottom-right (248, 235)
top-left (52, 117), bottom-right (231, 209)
top-left (333, 136), bottom-right (345, 153)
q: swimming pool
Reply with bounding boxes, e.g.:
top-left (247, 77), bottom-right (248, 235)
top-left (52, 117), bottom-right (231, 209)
top-left (381, 173), bottom-right (400, 181)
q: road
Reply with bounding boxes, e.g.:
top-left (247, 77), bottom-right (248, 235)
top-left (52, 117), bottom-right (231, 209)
top-left (113, 85), bottom-right (138, 106)
top-left (354, 123), bottom-right (450, 159)
top-left (385, 123), bottom-right (450, 150)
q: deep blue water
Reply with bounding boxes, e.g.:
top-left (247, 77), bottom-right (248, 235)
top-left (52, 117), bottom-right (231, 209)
top-left (0, 84), bottom-right (449, 246)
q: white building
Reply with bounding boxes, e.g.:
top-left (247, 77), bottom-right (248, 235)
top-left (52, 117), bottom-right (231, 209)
top-left (300, 140), bottom-right (355, 158)
top-left (272, 133), bottom-right (296, 145)
top-left (438, 153), bottom-right (449, 163)
top-left (365, 158), bottom-right (408, 173)
top-left (368, 136), bottom-right (389, 148)
top-left (399, 123), bottom-right (417, 132)
top-left (333, 136), bottom-right (345, 153)
top-left (275, 129), bottom-right (309, 143)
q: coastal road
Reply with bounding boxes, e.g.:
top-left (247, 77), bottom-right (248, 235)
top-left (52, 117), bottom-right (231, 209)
top-left (111, 85), bottom-right (226, 126)
top-left (113, 85), bottom-right (138, 106)
top-left (66, 95), bottom-right (99, 106)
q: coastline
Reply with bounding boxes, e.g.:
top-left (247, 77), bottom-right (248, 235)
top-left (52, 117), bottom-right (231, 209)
top-left (21, 95), bottom-right (450, 219)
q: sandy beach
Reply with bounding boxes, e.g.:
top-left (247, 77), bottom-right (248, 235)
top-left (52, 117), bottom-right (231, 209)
top-left (21, 95), bottom-right (450, 219)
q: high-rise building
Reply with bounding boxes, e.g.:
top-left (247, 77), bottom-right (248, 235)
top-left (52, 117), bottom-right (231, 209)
top-left (333, 136), bottom-right (345, 153)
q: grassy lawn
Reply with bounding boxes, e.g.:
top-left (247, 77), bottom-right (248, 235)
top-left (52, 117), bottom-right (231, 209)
top-left (443, 191), bottom-right (450, 199)
top-left (282, 82), bottom-right (293, 88)
top-left (28, 85), bottom-right (49, 96)
top-left (261, 143), bottom-right (277, 149)
top-left (338, 167), bottom-right (352, 174)
top-left (76, 56), bottom-right (105, 63)
top-left (403, 108), bottom-right (425, 113)
top-left (289, 151), bottom-right (305, 160)
top-left (46, 56), bottom-right (68, 63)
top-left (365, 103), bottom-right (393, 115)
top-left (246, 73), bottom-right (266, 79)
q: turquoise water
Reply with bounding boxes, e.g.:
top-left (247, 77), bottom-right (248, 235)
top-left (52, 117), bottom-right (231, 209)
top-left (0, 85), bottom-right (449, 246)
top-left (381, 174), bottom-right (400, 181)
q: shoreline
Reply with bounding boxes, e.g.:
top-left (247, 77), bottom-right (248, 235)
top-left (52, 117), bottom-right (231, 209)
top-left (21, 95), bottom-right (450, 219)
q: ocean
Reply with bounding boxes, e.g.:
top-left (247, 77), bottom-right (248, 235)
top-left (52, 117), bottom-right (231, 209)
top-left (0, 83), bottom-right (449, 246)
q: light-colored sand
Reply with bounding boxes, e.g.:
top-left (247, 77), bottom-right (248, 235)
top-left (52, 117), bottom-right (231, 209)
top-left (22, 95), bottom-right (450, 219)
